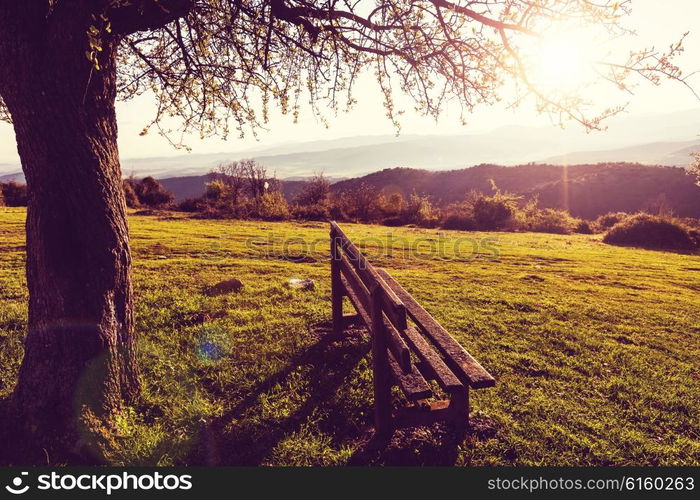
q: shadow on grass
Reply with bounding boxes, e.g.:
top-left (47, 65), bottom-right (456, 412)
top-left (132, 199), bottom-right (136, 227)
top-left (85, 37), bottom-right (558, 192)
top-left (0, 396), bottom-right (107, 466)
top-left (191, 320), bottom-right (465, 466)
top-left (191, 320), bottom-right (371, 465)
top-left (0, 320), bottom-right (474, 466)
top-left (348, 424), bottom-right (461, 466)
top-left (0, 396), bottom-right (54, 466)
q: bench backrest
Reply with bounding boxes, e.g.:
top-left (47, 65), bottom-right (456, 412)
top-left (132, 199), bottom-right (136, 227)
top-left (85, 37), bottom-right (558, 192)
top-left (330, 222), bottom-right (495, 402)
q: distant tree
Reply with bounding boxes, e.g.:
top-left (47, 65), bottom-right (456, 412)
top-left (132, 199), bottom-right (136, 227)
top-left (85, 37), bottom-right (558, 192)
top-left (242, 159), bottom-right (278, 202)
top-left (0, 0), bottom-right (693, 457)
top-left (346, 183), bottom-right (379, 221)
top-left (211, 161), bottom-right (247, 205)
top-left (404, 192), bottom-right (438, 227)
top-left (122, 179), bottom-right (141, 208)
top-left (204, 179), bottom-right (227, 203)
top-left (0, 181), bottom-right (28, 207)
top-left (241, 159), bottom-right (269, 202)
top-left (134, 176), bottom-right (174, 207)
top-left (468, 184), bottom-right (521, 230)
top-left (295, 173), bottom-right (331, 207)
top-left (646, 193), bottom-right (674, 217)
top-left (692, 152), bottom-right (700, 188)
top-left (380, 192), bottom-right (407, 217)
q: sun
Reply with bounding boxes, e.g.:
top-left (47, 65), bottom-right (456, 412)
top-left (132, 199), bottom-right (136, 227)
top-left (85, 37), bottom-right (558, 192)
top-left (529, 29), bottom-right (597, 93)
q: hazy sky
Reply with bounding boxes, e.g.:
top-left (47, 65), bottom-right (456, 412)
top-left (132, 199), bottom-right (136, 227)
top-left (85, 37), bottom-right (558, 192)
top-left (1, 0), bottom-right (700, 166)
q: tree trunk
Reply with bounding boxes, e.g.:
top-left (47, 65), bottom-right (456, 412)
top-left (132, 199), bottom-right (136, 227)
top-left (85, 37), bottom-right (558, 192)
top-left (0, 6), bottom-right (139, 456)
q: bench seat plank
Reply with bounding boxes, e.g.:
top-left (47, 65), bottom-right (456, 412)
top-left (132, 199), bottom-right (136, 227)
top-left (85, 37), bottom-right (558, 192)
top-left (401, 325), bottom-right (464, 394)
top-left (340, 276), bottom-right (431, 400)
top-left (388, 351), bottom-right (433, 401)
top-left (377, 269), bottom-right (496, 389)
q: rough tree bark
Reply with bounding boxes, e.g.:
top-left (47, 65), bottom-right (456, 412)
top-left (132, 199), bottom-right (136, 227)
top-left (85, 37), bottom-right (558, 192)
top-left (0, 4), bottom-right (140, 453)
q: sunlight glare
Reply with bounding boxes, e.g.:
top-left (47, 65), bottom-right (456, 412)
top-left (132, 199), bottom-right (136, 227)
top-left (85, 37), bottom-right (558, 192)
top-left (531, 30), bottom-right (596, 93)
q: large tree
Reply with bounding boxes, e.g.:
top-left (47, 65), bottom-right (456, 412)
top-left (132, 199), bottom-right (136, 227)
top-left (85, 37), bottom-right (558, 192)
top-left (0, 0), bottom-right (692, 456)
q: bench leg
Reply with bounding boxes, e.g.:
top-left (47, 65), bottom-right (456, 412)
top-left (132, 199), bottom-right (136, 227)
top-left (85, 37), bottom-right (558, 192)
top-left (371, 287), bottom-right (392, 437)
top-left (449, 386), bottom-right (469, 439)
top-left (330, 236), bottom-right (344, 334)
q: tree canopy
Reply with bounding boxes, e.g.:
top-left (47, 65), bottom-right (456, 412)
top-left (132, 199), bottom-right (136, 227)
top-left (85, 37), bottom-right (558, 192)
top-left (1, 0), bottom-right (692, 144)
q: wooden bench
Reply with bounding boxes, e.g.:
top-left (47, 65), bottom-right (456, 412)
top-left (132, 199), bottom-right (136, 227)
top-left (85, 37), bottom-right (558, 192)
top-left (329, 221), bottom-right (495, 436)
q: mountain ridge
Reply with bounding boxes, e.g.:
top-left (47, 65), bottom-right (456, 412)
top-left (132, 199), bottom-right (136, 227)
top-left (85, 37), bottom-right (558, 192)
top-left (1, 108), bottom-right (698, 179)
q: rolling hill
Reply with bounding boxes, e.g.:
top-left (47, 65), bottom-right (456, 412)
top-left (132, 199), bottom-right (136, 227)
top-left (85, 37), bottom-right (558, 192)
top-left (330, 163), bottom-right (700, 219)
top-left (545, 140), bottom-right (700, 166)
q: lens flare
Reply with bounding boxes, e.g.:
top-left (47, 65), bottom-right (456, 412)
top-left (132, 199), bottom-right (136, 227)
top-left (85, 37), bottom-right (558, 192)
top-left (528, 28), bottom-right (598, 93)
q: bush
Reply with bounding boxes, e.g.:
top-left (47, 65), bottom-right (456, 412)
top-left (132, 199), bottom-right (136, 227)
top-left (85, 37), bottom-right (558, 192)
top-left (256, 191), bottom-right (290, 221)
top-left (471, 192), bottom-right (518, 230)
top-left (122, 179), bottom-right (140, 208)
top-left (125, 176), bottom-right (174, 208)
top-left (525, 208), bottom-right (579, 234)
top-left (603, 213), bottom-right (696, 250)
top-left (595, 212), bottom-right (629, 232)
top-left (328, 196), bottom-right (348, 221)
top-left (689, 228), bottom-right (700, 248)
top-left (0, 187), bottom-right (4, 207)
top-left (378, 192), bottom-right (407, 217)
top-left (441, 213), bottom-right (476, 230)
top-left (292, 202), bottom-right (330, 221)
top-left (439, 186), bottom-right (521, 232)
top-left (344, 183), bottom-right (380, 221)
top-left (178, 197), bottom-right (208, 212)
top-left (0, 181), bottom-right (28, 206)
top-left (381, 216), bottom-right (405, 227)
top-left (295, 174), bottom-right (331, 207)
top-left (136, 176), bottom-right (174, 207)
top-left (204, 180), bottom-right (227, 202)
top-left (574, 220), bottom-right (594, 234)
top-left (404, 192), bottom-right (439, 227)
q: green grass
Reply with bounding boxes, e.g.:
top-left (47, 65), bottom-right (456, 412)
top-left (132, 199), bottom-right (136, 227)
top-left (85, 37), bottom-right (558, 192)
top-left (1, 207), bottom-right (699, 465)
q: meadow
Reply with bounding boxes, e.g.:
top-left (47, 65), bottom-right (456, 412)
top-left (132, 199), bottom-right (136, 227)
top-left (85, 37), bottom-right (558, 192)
top-left (0, 207), bottom-right (699, 465)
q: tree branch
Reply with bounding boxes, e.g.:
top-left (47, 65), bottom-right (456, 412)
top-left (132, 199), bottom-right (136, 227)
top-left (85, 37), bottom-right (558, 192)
top-left (108, 0), bottom-right (194, 35)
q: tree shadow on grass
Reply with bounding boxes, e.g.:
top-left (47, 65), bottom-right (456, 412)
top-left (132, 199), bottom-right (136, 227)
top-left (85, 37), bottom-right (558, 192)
top-left (0, 396), bottom-right (54, 465)
top-left (190, 319), bottom-right (473, 466)
top-left (191, 320), bottom-right (372, 465)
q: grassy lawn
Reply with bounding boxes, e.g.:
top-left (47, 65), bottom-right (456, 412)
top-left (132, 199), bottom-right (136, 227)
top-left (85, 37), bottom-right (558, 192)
top-left (1, 207), bottom-right (699, 465)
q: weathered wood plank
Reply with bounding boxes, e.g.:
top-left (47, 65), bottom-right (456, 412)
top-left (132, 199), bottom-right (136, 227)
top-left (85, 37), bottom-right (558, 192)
top-left (377, 269), bottom-right (496, 389)
top-left (401, 325), bottom-right (463, 394)
top-left (330, 228), bottom-right (344, 334)
top-left (330, 222), bottom-right (407, 331)
top-left (338, 253), bottom-right (371, 312)
top-left (371, 285), bottom-right (392, 436)
top-left (388, 351), bottom-right (433, 401)
top-left (340, 274), bottom-right (371, 329)
top-left (340, 268), bottom-right (412, 371)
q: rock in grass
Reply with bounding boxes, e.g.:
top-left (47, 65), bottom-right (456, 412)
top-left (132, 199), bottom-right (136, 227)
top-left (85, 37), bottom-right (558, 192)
top-left (288, 278), bottom-right (315, 291)
top-left (207, 278), bottom-right (244, 296)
